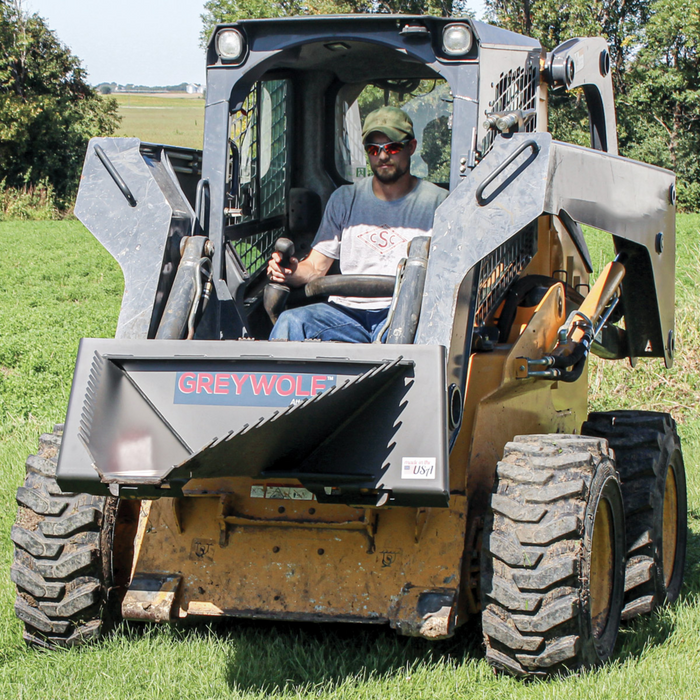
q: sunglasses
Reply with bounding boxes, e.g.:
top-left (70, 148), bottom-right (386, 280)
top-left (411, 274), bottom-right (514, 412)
top-left (364, 139), bottom-right (411, 157)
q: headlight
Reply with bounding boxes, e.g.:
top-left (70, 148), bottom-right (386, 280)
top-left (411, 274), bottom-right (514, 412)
top-left (217, 29), bottom-right (245, 61)
top-left (442, 23), bottom-right (473, 57)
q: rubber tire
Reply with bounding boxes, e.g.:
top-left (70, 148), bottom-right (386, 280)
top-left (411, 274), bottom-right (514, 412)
top-left (481, 434), bottom-right (626, 676)
top-left (582, 411), bottom-right (687, 619)
top-left (12, 425), bottom-right (118, 648)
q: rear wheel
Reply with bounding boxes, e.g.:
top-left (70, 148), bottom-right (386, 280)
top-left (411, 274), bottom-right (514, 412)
top-left (582, 411), bottom-right (687, 619)
top-left (12, 426), bottom-right (118, 648)
top-left (481, 434), bottom-right (625, 676)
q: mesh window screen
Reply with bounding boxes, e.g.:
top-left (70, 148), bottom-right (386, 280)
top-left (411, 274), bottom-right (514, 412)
top-left (229, 80), bottom-right (290, 278)
top-left (482, 64), bottom-right (538, 158)
top-left (475, 223), bottom-right (538, 327)
top-left (260, 80), bottom-right (289, 219)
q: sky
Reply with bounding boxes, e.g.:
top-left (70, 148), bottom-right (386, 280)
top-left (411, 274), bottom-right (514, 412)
top-left (23, 0), bottom-right (487, 87)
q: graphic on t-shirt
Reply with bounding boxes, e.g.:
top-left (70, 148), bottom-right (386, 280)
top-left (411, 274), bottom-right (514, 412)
top-left (357, 225), bottom-right (407, 254)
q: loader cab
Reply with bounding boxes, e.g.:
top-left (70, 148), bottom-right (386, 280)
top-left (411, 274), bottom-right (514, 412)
top-left (198, 16), bottom-right (543, 340)
top-left (226, 72), bottom-right (455, 337)
top-left (227, 73), bottom-right (453, 271)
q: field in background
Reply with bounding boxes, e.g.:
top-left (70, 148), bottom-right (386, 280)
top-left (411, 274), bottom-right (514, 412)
top-left (0, 217), bottom-right (698, 698)
top-left (114, 93), bottom-right (205, 150)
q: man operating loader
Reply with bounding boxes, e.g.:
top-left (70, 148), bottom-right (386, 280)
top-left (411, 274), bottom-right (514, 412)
top-left (267, 105), bottom-right (447, 342)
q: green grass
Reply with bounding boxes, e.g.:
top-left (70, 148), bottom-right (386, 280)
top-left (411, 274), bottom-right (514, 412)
top-left (114, 94), bottom-right (205, 150)
top-left (0, 217), bottom-right (699, 698)
top-left (587, 215), bottom-right (700, 423)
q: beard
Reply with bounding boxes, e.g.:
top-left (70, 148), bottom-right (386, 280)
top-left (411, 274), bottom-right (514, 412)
top-left (371, 159), bottom-right (409, 184)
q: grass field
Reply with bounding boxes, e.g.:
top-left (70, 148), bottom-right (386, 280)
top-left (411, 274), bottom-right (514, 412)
top-left (113, 94), bottom-right (205, 150)
top-left (0, 217), bottom-right (699, 698)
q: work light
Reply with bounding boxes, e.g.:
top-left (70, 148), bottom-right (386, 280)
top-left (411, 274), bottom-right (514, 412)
top-left (217, 29), bottom-right (245, 61)
top-left (442, 23), bottom-right (473, 57)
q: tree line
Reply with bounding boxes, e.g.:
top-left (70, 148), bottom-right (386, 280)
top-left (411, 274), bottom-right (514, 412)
top-left (0, 0), bottom-right (698, 209)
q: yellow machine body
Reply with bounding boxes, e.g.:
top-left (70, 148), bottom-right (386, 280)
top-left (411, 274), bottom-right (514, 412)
top-left (122, 216), bottom-right (589, 636)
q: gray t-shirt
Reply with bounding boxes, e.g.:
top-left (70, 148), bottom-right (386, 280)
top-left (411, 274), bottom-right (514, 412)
top-left (312, 177), bottom-right (448, 309)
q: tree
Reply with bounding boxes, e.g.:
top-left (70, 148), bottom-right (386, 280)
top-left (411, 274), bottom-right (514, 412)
top-left (0, 1), bottom-right (120, 205)
top-left (624, 0), bottom-right (700, 209)
top-left (484, 0), bottom-right (650, 92)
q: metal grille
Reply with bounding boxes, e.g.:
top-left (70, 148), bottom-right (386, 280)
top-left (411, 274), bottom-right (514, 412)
top-left (233, 227), bottom-right (286, 278)
top-left (260, 80), bottom-right (289, 219)
top-left (229, 80), bottom-right (289, 278)
top-left (482, 64), bottom-right (538, 157)
top-left (475, 224), bottom-right (537, 326)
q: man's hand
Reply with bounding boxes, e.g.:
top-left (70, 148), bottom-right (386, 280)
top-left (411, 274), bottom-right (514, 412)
top-left (267, 248), bottom-right (334, 287)
top-left (267, 251), bottom-right (299, 284)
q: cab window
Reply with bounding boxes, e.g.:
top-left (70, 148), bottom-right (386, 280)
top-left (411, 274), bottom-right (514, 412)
top-left (335, 79), bottom-right (453, 188)
top-left (228, 78), bottom-right (291, 276)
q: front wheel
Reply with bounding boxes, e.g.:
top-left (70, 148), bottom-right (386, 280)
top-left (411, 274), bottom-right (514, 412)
top-left (12, 426), bottom-right (118, 648)
top-left (481, 434), bottom-right (626, 676)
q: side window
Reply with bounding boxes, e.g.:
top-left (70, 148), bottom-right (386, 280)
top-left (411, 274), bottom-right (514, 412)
top-left (229, 78), bottom-right (290, 276)
top-left (335, 79), bottom-right (453, 187)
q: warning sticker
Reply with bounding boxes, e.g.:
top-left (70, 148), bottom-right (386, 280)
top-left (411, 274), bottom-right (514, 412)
top-left (250, 485), bottom-right (316, 500)
top-left (401, 457), bottom-right (436, 480)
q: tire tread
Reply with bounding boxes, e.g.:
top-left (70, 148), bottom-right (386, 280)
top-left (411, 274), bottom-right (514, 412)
top-left (582, 410), bottom-right (687, 617)
top-left (12, 427), bottom-right (116, 649)
top-left (481, 434), bottom-right (625, 676)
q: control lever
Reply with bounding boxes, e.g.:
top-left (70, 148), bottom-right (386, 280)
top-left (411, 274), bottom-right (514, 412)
top-left (263, 237), bottom-right (295, 325)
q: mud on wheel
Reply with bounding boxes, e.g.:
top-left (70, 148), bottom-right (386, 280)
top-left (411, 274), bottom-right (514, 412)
top-left (582, 411), bottom-right (687, 619)
top-left (481, 434), bottom-right (626, 676)
top-left (12, 426), bottom-right (118, 648)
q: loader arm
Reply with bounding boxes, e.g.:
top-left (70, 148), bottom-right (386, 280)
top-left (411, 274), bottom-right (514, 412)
top-left (416, 132), bottom-right (675, 445)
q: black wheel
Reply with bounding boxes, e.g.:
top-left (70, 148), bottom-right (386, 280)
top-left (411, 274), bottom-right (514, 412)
top-left (582, 411), bottom-right (687, 619)
top-left (481, 434), bottom-right (626, 676)
top-left (12, 426), bottom-right (118, 648)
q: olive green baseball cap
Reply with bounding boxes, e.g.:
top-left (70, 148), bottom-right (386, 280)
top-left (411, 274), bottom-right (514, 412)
top-left (362, 106), bottom-right (414, 143)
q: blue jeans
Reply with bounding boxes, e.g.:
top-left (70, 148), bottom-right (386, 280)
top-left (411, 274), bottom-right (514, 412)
top-left (269, 302), bottom-right (389, 343)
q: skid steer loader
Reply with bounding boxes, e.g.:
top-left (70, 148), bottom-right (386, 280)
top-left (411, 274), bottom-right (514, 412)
top-left (12, 15), bottom-right (687, 676)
